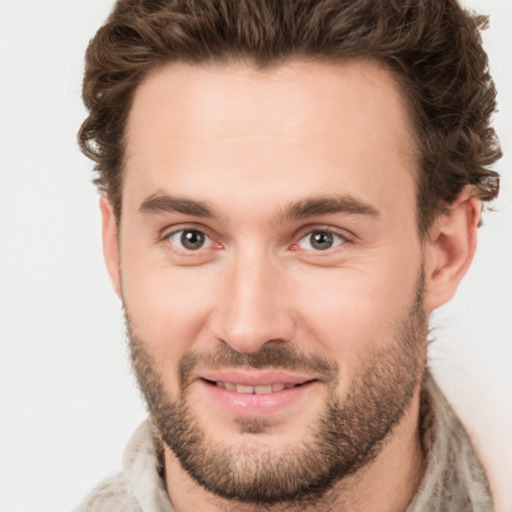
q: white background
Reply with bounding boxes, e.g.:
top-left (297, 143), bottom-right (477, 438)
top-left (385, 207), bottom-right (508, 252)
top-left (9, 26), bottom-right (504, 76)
top-left (0, 1), bottom-right (510, 511)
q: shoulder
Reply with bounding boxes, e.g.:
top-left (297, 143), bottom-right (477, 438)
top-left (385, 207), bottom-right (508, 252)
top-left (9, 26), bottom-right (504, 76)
top-left (73, 473), bottom-right (142, 512)
top-left (73, 420), bottom-right (173, 512)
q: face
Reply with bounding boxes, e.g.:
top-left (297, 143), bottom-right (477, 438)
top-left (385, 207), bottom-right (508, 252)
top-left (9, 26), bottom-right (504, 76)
top-left (114, 60), bottom-right (429, 504)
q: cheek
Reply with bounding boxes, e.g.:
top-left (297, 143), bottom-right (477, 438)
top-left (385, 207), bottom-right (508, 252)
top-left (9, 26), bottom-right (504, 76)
top-left (290, 261), bottom-right (421, 367)
top-left (121, 258), bottom-right (214, 364)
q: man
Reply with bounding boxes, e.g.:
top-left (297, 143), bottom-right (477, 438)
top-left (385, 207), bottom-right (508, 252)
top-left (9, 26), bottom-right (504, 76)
top-left (75, 0), bottom-right (502, 511)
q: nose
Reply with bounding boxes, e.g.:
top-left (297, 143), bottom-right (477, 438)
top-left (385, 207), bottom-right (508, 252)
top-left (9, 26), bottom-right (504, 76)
top-left (209, 247), bottom-right (296, 354)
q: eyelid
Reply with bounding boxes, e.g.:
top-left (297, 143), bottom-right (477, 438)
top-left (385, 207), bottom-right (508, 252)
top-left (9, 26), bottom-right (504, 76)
top-left (159, 223), bottom-right (222, 252)
top-left (290, 224), bottom-right (354, 249)
top-left (160, 222), bottom-right (214, 241)
top-left (169, 230), bottom-right (214, 249)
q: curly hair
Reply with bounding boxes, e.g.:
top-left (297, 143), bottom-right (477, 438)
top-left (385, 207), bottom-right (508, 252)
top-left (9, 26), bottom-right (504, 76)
top-left (79, 0), bottom-right (501, 234)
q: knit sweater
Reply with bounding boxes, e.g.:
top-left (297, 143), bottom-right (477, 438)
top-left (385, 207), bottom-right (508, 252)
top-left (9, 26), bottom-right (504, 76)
top-left (75, 373), bottom-right (494, 512)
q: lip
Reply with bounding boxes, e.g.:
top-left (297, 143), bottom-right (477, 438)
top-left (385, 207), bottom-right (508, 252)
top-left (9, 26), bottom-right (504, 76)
top-left (197, 370), bottom-right (319, 417)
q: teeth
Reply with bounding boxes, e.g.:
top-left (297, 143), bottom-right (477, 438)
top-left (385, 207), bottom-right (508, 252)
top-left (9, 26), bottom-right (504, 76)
top-left (254, 385), bottom-right (272, 394)
top-left (216, 382), bottom-right (295, 394)
top-left (236, 384), bottom-right (254, 394)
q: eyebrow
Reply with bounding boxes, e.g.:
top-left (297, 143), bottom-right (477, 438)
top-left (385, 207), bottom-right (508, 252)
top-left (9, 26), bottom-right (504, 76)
top-left (275, 195), bottom-right (379, 223)
top-left (139, 194), bottom-right (215, 218)
top-left (139, 192), bottom-right (379, 223)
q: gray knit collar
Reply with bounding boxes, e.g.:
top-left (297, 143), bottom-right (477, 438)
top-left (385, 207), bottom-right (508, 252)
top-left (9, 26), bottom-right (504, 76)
top-left (405, 371), bottom-right (493, 511)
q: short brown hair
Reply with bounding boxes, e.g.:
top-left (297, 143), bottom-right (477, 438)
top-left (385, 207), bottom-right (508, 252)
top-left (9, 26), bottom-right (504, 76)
top-left (79, 0), bottom-right (501, 233)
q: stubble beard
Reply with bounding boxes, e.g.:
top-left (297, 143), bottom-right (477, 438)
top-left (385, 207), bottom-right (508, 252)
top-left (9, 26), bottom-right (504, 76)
top-left (126, 274), bottom-right (428, 506)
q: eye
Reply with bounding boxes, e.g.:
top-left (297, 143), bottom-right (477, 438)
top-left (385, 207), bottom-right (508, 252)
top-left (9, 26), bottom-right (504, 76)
top-left (297, 230), bottom-right (346, 251)
top-left (167, 229), bottom-right (213, 251)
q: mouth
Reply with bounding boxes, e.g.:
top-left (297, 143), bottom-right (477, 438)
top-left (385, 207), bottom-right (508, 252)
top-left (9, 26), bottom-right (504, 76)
top-left (197, 371), bottom-right (320, 417)
top-left (201, 379), bottom-right (311, 394)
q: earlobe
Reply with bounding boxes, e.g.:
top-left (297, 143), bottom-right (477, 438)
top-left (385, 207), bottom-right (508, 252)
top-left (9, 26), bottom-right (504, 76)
top-left (99, 196), bottom-right (122, 298)
top-left (424, 188), bottom-right (481, 312)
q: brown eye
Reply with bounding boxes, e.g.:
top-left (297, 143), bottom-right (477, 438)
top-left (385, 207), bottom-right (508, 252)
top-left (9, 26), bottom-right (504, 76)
top-left (168, 229), bottom-right (209, 251)
top-left (310, 232), bottom-right (333, 250)
top-left (181, 230), bottom-right (205, 250)
top-left (298, 230), bottom-right (345, 251)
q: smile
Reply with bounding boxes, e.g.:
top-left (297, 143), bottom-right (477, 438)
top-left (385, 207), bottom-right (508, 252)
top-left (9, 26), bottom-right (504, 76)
top-left (210, 381), bottom-right (299, 394)
top-left (197, 373), bottom-right (321, 417)
top-left (197, 370), bottom-right (320, 416)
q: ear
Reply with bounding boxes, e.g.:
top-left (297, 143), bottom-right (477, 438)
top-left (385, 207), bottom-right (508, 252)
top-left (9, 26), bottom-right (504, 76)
top-left (99, 196), bottom-right (122, 298)
top-left (423, 187), bottom-right (481, 312)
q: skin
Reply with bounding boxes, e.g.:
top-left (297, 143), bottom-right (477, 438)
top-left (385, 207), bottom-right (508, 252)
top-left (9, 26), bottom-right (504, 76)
top-left (101, 59), bottom-right (481, 512)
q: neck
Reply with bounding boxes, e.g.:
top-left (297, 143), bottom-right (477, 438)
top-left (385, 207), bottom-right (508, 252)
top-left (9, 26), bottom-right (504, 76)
top-left (163, 392), bottom-right (425, 512)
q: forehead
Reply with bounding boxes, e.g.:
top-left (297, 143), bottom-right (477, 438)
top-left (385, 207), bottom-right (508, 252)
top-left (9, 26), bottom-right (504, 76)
top-left (123, 59), bottom-right (418, 221)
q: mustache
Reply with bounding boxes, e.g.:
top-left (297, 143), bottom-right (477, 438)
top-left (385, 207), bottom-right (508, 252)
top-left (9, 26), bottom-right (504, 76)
top-left (178, 344), bottom-right (339, 388)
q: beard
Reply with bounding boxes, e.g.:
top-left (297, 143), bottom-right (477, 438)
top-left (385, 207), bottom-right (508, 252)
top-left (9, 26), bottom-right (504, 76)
top-left (126, 273), bottom-right (428, 506)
